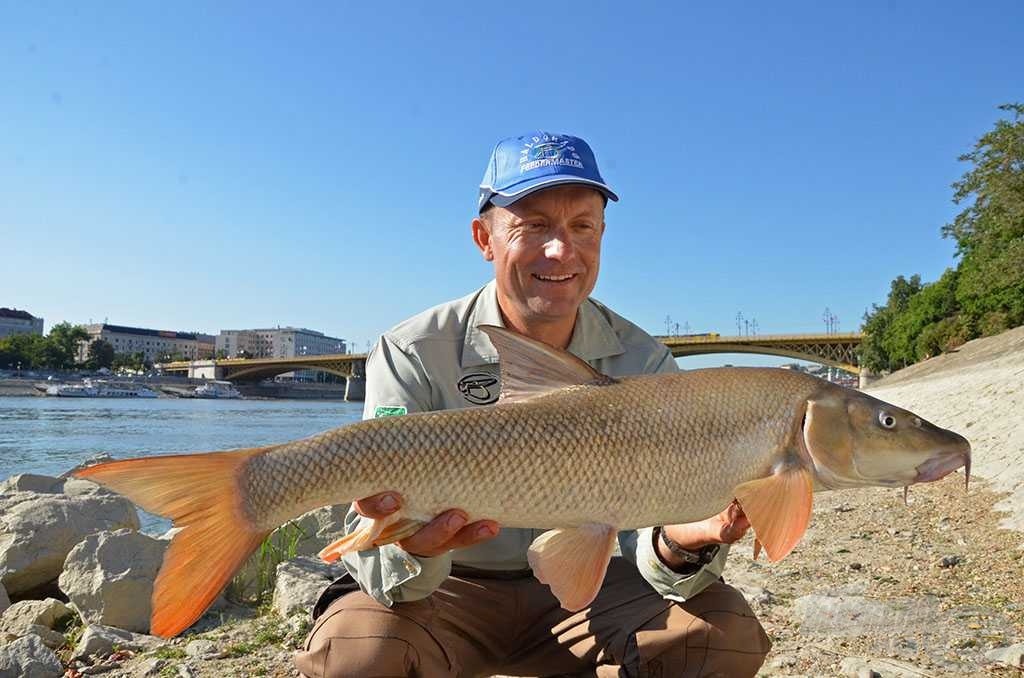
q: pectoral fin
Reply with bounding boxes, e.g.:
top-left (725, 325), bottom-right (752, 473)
top-left (527, 524), bottom-right (617, 611)
top-left (734, 467), bottom-right (814, 562)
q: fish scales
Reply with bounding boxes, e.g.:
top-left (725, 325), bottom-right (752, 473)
top-left (242, 368), bottom-right (819, 531)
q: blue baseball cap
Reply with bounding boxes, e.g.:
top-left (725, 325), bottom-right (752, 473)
top-left (478, 132), bottom-right (619, 212)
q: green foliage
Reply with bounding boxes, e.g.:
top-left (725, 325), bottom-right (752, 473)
top-left (153, 646), bottom-right (187, 660)
top-left (227, 521), bottom-right (308, 605)
top-left (860, 104), bottom-right (1024, 371)
top-left (158, 350), bottom-right (187, 362)
top-left (87, 339), bottom-right (116, 370)
top-left (0, 322), bottom-right (88, 370)
top-left (945, 103), bottom-right (1024, 333)
top-left (859, 275), bottom-right (924, 372)
top-left (224, 616), bottom-right (287, 657)
top-left (113, 351), bottom-right (148, 373)
top-left (47, 322), bottom-right (89, 369)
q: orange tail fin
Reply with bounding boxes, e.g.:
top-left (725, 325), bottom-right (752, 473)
top-left (73, 448), bottom-right (272, 638)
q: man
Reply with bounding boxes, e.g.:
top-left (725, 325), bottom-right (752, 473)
top-left (296, 132), bottom-right (770, 677)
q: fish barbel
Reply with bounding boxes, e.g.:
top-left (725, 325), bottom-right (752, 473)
top-left (74, 326), bottom-right (971, 637)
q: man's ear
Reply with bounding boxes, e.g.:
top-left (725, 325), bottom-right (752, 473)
top-left (472, 217), bottom-right (494, 261)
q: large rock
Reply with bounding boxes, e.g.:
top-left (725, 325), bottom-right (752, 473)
top-left (0, 599), bottom-right (72, 637)
top-left (271, 556), bottom-right (345, 618)
top-left (59, 529), bottom-right (166, 634)
top-left (0, 473), bottom-right (139, 596)
top-left (839, 656), bottom-right (930, 677)
top-left (986, 643), bottom-right (1024, 669)
top-left (281, 505), bottom-right (349, 557)
top-left (73, 624), bottom-right (162, 660)
top-left (0, 583), bottom-right (8, 616)
top-left (793, 594), bottom-right (939, 636)
top-left (21, 626), bottom-right (66, 650)
top-left (0, 633), bottom-right (63, 678)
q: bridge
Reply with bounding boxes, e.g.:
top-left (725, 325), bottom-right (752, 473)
top-left (159, 354), bottom-right (369, 399)
top-left (657, 332), bottom-right (863, 374)
top-left (159, 332), bottom-right (864, 398)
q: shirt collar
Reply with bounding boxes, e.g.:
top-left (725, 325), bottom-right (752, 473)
top-left (461, 280), bottom-right (625, 368)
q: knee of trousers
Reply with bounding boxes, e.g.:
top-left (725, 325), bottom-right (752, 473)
top-left (636, 585), bottom-right (772, 678)
top-left (294, 596), bottom-right (451, 678)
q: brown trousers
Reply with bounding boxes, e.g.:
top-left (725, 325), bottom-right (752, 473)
top-left (295, 559), bottom-right (770, 678)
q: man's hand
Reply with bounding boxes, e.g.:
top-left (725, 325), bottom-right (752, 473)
top-left (353, 492), bottom-right (501, 558)
top-left (657, 501), bottom-right (751, 570)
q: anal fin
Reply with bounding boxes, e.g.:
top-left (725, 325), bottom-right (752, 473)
top-left (734, 466), bottom-right (814, 562)
top-left (527, 523), bottom-right (617, 612)
top-left (319, 513), bottom-right (426, 563)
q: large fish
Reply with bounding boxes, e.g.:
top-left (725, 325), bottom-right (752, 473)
top-left (74, 325), bottom-right (971, 638)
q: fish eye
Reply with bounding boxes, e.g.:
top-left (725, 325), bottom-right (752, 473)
top-left (878, 411), bottom-right (897, 429)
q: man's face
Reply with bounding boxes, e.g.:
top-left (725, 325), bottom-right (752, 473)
top-left (473, 185), bottom-right (606, 326)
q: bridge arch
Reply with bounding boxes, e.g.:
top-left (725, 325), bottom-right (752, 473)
top-left (223, 365), bottom-right (353, 382)
top-left (668, 344), bottom-right (858, 374)
top-left (661, 333), bottom-right (862, 375)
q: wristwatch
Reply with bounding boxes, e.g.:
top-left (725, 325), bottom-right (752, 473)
top-left (656, 527), bottom-right (720, 567)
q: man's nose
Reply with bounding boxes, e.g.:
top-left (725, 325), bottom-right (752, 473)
top-left (543, 230), bottom-right (575, 260)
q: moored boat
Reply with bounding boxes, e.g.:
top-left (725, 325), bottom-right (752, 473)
top-left (45, 379), bottom-right (159, 398)
top-left (193, 380), bottom-right (242, 399)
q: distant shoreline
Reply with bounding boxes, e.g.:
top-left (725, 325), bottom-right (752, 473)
top-left (0, 377), bottom-right (358, 401)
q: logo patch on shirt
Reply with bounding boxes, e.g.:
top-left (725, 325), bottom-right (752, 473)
top-left (457, 373), bottom-right (499, 405)
top-left (373, 405), bottom-right (407, 418)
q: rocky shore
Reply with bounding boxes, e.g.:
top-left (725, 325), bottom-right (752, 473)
top-left (1, 327), bottom-right (1022, 677)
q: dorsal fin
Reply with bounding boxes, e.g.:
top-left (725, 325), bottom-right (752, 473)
top-left (478, 324), bottom-right (616, 404)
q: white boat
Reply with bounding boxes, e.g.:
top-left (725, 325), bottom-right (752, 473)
top-left (193, 380), bottom-right (242, 399)
top-left (46, 379), bottom-right (159, 398)
top-left (46, 381), bottom-right (98, 397)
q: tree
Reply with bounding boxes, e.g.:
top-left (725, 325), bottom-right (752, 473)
top-left (87, 339), bottom-right (115, 370)
top-left (0, 333), bottom-right (46, 369)
top-left (113, 351), bottom-right (147, 373)
top-left (943, 103), bottom-right (1024, 335)
top-left (45, 322), bottom-right (89, 369)
top-left (860, 104), bottom-right (1024, 370)
top-left (859, 275), bottom-right (924, 372)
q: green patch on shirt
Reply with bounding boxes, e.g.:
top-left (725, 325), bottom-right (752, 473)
top-left (373, 405), bottom-right (407, 418)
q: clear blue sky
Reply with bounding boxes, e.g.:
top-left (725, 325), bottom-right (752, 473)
top-left (3, 2), bottom-right (1022, 367)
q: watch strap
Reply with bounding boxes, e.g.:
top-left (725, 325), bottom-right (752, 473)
top-left (658, 527), bottom-right (720, 565)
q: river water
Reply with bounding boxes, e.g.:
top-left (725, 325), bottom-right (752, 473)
top-left (0, 396), bottom-right (364, 531)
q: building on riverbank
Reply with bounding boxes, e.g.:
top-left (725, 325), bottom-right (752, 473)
top-left (215, 327), bottom-right (347, 382)
top-left (77, 324), bottom-right (200, 363)
top-left (195, 333), bottom-right (216, 359)
top-left (0, 308), bottom-right (44, 338)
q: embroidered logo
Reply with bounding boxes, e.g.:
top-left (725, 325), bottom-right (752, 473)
top-left (373, 405), bottom-right (407, 418)
top-left (519, 133), bottom-right (584, 174)
top-left (456, 373), bottom-right (499, 406)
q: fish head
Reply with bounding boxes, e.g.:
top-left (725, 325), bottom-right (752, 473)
top-left (801, 388), bottom-right (971, 490)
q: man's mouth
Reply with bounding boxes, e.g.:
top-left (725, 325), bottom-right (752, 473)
top-left (532, 273), bottom-right (577, 283)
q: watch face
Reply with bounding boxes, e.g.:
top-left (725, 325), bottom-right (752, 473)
top-left (699, 544), bottom-right (721, 563)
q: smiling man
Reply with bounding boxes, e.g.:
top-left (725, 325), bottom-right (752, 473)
top-left (296, 132), bottom-right (771, 677)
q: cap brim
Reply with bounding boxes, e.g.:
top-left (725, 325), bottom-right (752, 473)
top-left (485, 176), bottom-right (618, 209)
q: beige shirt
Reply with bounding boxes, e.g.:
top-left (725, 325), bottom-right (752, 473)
top-left (342, 280), bottom-right (730, 605)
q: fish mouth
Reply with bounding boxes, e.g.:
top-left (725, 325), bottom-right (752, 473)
top-left (914, 436), bottom-right (972, 487)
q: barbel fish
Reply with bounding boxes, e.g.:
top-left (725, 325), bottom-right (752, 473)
top-left (74, 325), bottom-right (971, 637)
